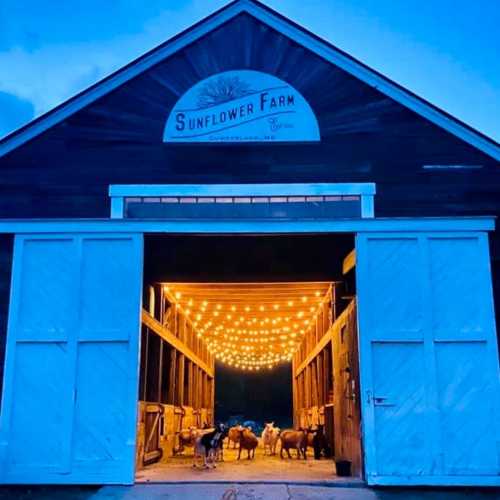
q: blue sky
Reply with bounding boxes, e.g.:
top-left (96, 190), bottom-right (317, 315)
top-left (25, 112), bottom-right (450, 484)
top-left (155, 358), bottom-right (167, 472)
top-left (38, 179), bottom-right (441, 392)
top-left (0, 0), bottom-right (499, 141)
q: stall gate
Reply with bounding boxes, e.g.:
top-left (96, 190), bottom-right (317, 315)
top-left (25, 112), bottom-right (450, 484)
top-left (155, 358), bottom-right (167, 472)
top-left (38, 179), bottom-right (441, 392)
top-left (357, 231), bottom-right (500, 486)
top-left (0, 233), bottom-right (143, 484)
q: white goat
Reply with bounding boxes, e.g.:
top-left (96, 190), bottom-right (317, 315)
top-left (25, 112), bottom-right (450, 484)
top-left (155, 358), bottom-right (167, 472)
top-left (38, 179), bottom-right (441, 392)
top-left (261, 422), bottom-right (280, 456)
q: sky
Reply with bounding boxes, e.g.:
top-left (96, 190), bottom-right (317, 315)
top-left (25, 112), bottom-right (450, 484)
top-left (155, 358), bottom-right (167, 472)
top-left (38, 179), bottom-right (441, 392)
top-left (0, 0), bottom-right (499, 142)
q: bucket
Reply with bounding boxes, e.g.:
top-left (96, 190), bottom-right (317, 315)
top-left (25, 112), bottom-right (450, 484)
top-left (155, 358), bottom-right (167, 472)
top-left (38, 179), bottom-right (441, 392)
top-left (335, 460), bottom-right (352, 477)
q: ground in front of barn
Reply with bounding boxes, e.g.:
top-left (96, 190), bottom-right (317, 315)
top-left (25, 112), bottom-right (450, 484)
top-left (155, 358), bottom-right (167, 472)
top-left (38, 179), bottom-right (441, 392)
top-left (1, 484), bottom-right (500, 500)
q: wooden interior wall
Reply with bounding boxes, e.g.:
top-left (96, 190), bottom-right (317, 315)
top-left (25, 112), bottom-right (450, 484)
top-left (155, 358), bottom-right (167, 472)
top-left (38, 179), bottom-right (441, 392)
top-left (136, 286), bottom-right (215, 470)
top-left (332, 301), bottom-right (362, 476)
top-left (293, 298), bottom-right (361, 475)
top-left (293, 288), bottom-right (334, 431)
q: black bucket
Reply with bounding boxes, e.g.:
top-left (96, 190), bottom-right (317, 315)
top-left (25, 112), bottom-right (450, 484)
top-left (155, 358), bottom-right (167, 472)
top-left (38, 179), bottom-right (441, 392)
top-left (335, 460), bottom-right (352, 477)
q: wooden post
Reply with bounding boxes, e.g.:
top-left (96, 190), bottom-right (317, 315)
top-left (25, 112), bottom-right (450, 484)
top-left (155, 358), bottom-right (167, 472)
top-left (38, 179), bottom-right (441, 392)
top-left (332, 284), bottom-right (337, 323)
top-left (195, 366), bottom-right (200, 410)
top-left (311, 358), bottom-right (319, 409)
top-left (188, 361), bottom-right (194, 407)
top-left (317, 352), bottom-right (324, 406)
top-left (157, 339), bottom-right (164, 403)
top-left (210, 376), bottom-right (215, 425)
top-left (292, 357), bottom-right (298, 428)
top-left (177, 354), bottom-right (185, 406)
top-left (168, 348), bottom-right (176, 404)
top-left (304, 365), bottom-right (311, 409)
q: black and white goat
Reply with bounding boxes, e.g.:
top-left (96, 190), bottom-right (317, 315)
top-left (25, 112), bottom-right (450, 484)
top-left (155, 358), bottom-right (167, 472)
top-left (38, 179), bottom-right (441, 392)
top-left (192, 423), bottom-right (227, 468)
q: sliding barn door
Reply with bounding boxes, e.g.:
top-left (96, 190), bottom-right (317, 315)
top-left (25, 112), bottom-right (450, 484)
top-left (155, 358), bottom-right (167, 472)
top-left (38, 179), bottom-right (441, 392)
top-left (357, 231), bottom-right (500, 486)
top-left (0, 233), bottom-right (143, 484)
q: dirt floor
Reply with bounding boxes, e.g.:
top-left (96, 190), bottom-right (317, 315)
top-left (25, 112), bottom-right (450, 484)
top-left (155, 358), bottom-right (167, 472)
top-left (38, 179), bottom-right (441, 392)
top-left (136, 445), bottom-right (354, 484)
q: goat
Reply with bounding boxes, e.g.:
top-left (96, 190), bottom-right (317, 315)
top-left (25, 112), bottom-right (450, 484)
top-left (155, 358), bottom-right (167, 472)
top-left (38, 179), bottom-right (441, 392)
top-left (227, 425), bottom-right (243, 449)
top-left (237, 427), bottom-right (258, 460)
top-left (279, 428), bottom-right (308, 459)
top-left (192, 423), bottom-right (226, 469)
top-left (261, 422), bottom-right (280, 456)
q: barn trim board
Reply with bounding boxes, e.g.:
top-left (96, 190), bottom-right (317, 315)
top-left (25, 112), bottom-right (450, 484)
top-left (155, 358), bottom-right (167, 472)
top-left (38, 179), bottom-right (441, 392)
top-left (0, 216), bottom-right (498, 486)
top-left (0, 217), bottom-right (493, 235)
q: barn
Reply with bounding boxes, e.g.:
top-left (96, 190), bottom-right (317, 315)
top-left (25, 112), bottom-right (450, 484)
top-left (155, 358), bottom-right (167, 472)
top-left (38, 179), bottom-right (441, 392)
top-left (0, 0), bottom-right (499, 488)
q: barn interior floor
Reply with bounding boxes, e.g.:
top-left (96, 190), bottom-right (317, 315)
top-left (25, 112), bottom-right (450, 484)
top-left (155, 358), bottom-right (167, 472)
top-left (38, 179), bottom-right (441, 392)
top-left (136, 446), bottom-right (360, 484)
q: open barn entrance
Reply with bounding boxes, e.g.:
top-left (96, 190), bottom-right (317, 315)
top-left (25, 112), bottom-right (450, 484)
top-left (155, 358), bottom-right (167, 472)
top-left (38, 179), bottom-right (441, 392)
top-left (135, 233), bottom-right (362, 483)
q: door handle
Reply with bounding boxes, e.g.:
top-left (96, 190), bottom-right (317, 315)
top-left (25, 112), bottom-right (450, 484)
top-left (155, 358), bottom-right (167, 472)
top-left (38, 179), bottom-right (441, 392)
top-left (373, 396), bottom-right (395, 407)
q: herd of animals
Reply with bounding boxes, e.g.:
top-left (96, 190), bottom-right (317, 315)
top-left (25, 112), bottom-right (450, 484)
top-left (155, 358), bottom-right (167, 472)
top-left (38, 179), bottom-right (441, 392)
top-left (177, 422), bottom-right (332, 469)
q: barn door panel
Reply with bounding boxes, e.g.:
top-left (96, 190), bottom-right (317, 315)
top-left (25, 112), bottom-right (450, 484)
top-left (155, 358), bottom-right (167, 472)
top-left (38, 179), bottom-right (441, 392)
top-left (428, 236), bottom-right (499, 476)
top-left (0, 233), bottom-right (143, 484)
top-left (371, 342), bottom-right (427, 476)
top-left (0, 237), bottom-right (77, 477)
top-left (357, 231), bottom-right (500, 486)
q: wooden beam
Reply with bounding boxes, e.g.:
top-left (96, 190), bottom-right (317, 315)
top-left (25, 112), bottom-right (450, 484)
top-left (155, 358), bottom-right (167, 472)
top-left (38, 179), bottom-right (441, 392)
top-left (177, 354), bottom-right (185, 406)
top-left (295, 300), bottom-right (355, 377)
top-left (167, 348), bottom-right (176, 405)
top-left (343, 248), bottom-right (356, 275)
top-left (210, 376), bottom-right (215, 425)
top-left (142, 310), bottom-right (214, 377)
top-left (292, 357), bottom-right (298, 428)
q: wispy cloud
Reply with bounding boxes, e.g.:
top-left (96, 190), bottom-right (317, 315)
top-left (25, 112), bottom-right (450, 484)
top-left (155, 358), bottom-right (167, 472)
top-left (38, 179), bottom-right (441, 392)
top-left (0, 1), bottom-right (225, 120)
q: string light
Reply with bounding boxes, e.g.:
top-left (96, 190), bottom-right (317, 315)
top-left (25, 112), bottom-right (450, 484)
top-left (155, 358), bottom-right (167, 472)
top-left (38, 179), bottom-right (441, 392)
top-left (164, 284), bottom-right (330, 370)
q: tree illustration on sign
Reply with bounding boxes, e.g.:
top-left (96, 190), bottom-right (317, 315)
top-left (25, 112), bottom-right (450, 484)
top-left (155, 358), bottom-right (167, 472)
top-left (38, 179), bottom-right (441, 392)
top-left (197, 75), bottom-right (253, 108)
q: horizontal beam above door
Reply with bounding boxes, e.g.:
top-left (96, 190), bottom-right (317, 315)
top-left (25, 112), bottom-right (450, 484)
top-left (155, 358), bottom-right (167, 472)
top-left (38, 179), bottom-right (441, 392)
top-left (0, 217), bottom-right (494, 234)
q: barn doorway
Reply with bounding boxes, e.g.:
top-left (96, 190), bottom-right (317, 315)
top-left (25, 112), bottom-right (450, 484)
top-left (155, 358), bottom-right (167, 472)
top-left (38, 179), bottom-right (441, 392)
top-left (134, 233), bottom-right (362, 483)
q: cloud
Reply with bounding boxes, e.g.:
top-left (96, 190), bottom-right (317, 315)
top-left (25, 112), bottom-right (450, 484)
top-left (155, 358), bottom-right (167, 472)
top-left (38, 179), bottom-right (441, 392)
top-left (0, 91), bottom-right (35, 137)
top-left (0, 0), bottom-right (226, 135)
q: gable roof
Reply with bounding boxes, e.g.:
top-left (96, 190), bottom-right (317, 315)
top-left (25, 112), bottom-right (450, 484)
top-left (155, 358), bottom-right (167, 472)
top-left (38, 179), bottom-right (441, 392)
top-left (0, 0), bottom-right (498, 160)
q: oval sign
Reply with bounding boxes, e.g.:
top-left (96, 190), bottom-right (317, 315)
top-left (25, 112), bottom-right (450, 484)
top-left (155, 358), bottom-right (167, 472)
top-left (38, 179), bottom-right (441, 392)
top-left (164, 70), bottom-right (320, 143)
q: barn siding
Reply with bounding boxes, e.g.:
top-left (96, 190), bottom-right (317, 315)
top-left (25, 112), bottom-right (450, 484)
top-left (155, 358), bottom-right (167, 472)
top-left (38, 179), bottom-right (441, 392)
top-left (0, 14), bottom-right (498, 221)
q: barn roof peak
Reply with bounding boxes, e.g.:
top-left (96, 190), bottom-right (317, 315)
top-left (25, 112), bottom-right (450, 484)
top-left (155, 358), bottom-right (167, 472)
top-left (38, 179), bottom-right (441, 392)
top-left (0, 0), bottom-right (498, 160)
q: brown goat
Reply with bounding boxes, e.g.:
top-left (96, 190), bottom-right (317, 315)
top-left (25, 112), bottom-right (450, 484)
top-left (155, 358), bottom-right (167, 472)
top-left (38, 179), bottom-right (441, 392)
top-left (237, 428), bottom-right (258, 460)
top-left (227, 425), bottom-right (244, 449)
top-left (176, 427), bottom-right (199, 454)
top-left (279, 428), bottom-right (308, 459)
